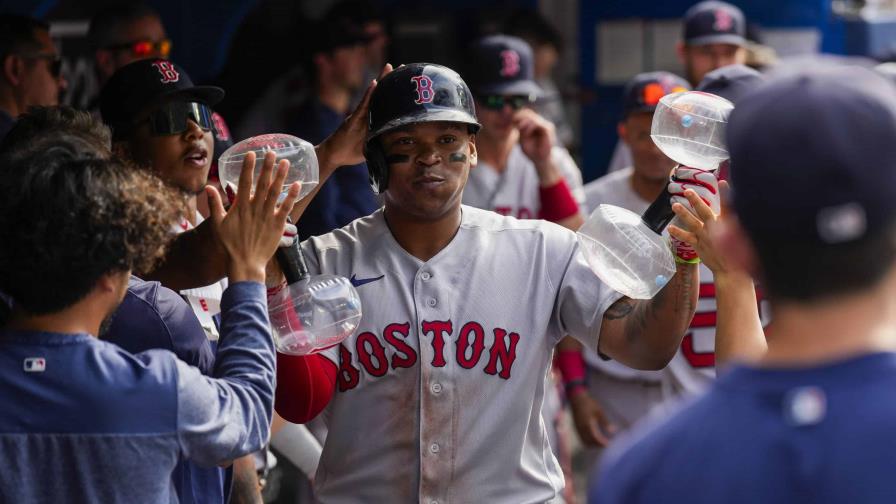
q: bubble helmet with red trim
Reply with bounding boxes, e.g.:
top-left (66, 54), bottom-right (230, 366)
top-left (364, 63), bottom-right (481, 193)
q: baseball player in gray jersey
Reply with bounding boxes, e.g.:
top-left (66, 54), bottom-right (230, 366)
top-left (275, 62), bottom-right (703, 503)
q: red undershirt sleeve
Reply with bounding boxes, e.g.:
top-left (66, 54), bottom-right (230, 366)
top-left (275, 352), bottom-right (338, 424)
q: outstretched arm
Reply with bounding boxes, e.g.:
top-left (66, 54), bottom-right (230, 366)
top-left (597, 262), bottom-right (699, 370)
top-left (668, 187), bottom-right (766, 367)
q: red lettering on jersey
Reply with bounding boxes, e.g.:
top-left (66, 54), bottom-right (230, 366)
top-left (494, 206), bottom-right (512, 216)
top-left (422, 320), bottom-right (452, 367)
top-left (411, 75), bottom-right (435, 104)
top-left (356, 332), bottom-right (389, 377)
top-left (681, 282), bottom-right (765, 369)
top-left (484, 328), bottom-right (520, 379)
top-left (517, 208), bottom-right (533, 220)
top-left (681, 334), bottom-right (715, 368)
top-left (152, 60), bottom-right (180, 83)
top-left (499, 49), bottom-right (521, 77)
top-left (384, 322), bottom-right (417, 369)
top-left (456, 321), bottom-right (485, 369)
top-left (337, 344), bottom-right (360, 391)
top-left (199, 299), bottom-right (209, 312)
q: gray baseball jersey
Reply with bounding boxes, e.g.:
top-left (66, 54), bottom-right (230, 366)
top-left (463, 144), bottom-right (585, 218)
top-left (301, 206), bottom-right (621, 504)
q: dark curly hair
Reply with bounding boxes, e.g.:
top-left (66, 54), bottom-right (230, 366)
top-left (0, 107), bottom-right (183, 314)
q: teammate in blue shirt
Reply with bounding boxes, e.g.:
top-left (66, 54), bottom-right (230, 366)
top-left (593, 65), bottom-right (896, 503)
top-left (0, 107), bottom-right (299, 504)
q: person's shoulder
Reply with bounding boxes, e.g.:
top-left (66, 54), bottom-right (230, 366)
top-left (598, 384), bottom-right (739, 488)
top-left (584, 166), bottom-right (633, 194)
top-left (460, 205), bottom-right (576, 243)
top-left (304, 208), bottom-right (386, 251)
top-left (106, 277), bottom-right (211, 368)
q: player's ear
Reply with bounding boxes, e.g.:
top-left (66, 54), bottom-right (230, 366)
top-left (467, 134), bottom-right (477, 166)
top-left (676, 42), bottom-right (687, 65)
top-left (3, 53), bottom-right (24, 86)
top-left (617, 122), bottom-right (627, 141)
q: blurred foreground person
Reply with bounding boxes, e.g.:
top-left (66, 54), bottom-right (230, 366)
top-left (595, 66), bottom-right (896, 504)
top-left (0, 108), bottom-right (299, 503)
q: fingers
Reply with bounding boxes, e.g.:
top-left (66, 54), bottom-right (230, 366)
top-left (671, 200), bottom-right (703, 229)
top-left (378, 62), bottom-right (394, 80)
top-left (683, 189), bottom-right (716, 222)
top-left (719, 179), bottom-right (732, 210)
top-left (236, 151), bottom-right (256, 206)
top-left (351, 69), bottom-right (385, 122)
top-left (253, 151), bottom-right (276, 207)
top-left (264, 159), bottom-right (290, 215)
top-left (276, 182), bottom-right (302, 220)
top-left (587, 418), bottom-right (610, 447)
top-left (206, 185), bottom-right (226, 226)
top-left (668, 222), bottom-right (697, 246)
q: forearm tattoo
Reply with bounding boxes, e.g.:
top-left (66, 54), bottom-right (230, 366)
top-left (604, 265), bottom-right (695, 345)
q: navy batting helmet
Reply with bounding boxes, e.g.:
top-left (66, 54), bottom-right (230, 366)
top-left (364, 63), bottom-right (480, 193)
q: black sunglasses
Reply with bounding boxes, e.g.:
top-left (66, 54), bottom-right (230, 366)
top-left (21, 52), bottom-right (62, 78)
top-left (480, 94), bottom-right (534, 111)
top-left (142, 101), bottom-right (214, 137)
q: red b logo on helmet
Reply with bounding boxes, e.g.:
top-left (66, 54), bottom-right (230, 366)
top-left (152, 61), bottom-right (180, 84)
top-left (411, 75), bottom-right (434, 104)
top-left (500, 50), bottom-right (520, 77)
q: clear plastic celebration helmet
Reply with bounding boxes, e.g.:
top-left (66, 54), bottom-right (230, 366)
top-left (218, 133), bottom-right (319, 200)
top-left (268, 275), bottom-right (362, 355)
top-left (650, 91), bottom-right (734, 171)
top-left (577, 205), bottom-right (677, 299)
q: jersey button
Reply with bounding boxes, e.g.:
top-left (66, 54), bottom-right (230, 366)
top-left (421, 271), bottom-right (431, 280)
top-left (430, 443), bottom-right (440, 454)
top-left (427, 298), bottom-right (437, 307)
top-left (431, 383), bottom-right (442, 394)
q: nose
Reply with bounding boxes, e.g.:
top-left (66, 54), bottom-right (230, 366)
top-left (183, 119), bottom-right (206, 140)
top-left (415, 143), bottom-right (441, 166)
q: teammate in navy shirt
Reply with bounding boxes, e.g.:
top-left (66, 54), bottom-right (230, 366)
top-left (0, 106), bottom-right (300, 503)
top-left (594, 66), bottom-right (896, 503)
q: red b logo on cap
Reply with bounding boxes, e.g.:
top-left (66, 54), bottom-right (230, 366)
top-left (152, 61), bottom-right (180, 84)
top-left (411, 75), bottom-right (434, 104)
top-left (714, 9), bottom-right (733, 31)
top-left (500, 50), bottom-right (520, 77)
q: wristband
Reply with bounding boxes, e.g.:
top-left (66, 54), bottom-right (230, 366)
top-left (538, 178), bottom-right (580, 222)
top-left (556, 349), bottom-right (587, 386)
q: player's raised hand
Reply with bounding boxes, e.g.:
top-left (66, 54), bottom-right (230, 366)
top-left (317, 63), bottom-right (394, 169)
top-left (668, 180), bottom-right (731, 274)
top-left (515, 108), bottom-right (556, 165)
top-left (569, 391), bottom-right (616, 447)
top-left (207, 150), bottom-right (301, 283)
top-left (667, 167), bottom-right (721, 264)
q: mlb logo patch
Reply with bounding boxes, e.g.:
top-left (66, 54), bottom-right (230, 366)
top-left (24, 357), bottom-right (46, 372)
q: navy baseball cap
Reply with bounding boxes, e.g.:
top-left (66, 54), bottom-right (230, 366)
top-left (467, 34), bottom-right (541, 98)
top-left (683, 1), bottom-right (746, 47)
top-left (696, 64), bottom-right (766, 103)
top-left (100, 59), bottom-right (224, 133)
top-left (728, 66), bottom-right (896, 246)
top-left (622, 71), bottom-right (690, 118)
